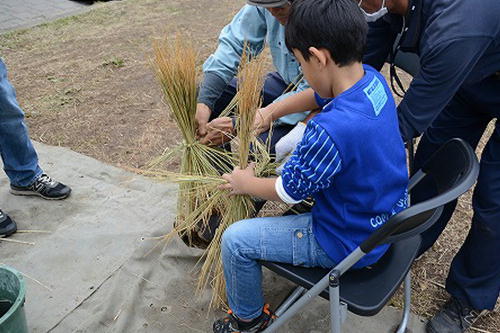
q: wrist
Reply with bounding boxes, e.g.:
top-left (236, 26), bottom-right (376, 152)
top-left (267, 103), bottom-right (282, 122)
top-left (242, 176), bottom-right (258, 194)
top-left (197, 103), bottom-right (211, 113)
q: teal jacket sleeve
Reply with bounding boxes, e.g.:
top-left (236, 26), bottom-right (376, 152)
top-left (198, 5), bottom-right (267, 110)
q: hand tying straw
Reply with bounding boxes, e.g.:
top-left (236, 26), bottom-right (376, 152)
top-left (150, 36), bottom-right (277, 310)
top-left (151, 35), bottom-right (233, 245)
top-left (196, 50), bottom-right (268, 309)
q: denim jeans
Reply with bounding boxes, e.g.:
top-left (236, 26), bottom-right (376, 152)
top-left (221, 213), bottom-right (336, 320)
top-left (0, 59), bottom-right (42, 187)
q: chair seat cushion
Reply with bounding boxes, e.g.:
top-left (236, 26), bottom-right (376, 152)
top-left (261, 235), bottom-right (421, 316)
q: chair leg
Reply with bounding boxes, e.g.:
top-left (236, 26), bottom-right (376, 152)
top-left (275, 286), bottom-right (306, 317)
top-left (329, 270), bottom-right (342, 333)
top-left (396, 272), bottom-right (412, 333)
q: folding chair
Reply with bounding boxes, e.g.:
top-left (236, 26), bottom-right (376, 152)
top-left (261, 138), bottom-right (479, 333)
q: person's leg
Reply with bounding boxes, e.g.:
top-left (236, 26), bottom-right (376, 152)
top-left (413, 93), bottom-right (491, 255)
top-left (261, 72), bottom-right (289, 108)
top-left (426, 78), bottom-right (500, 333)
top-left (220, 213), bottom-right (334, 320)
top-left (257, 72), bottom-right (295, 156)
top-left (0, 60), bottom-right (71, 200)
top-left (258, 124), bottom-right (295, 157)
top-left (444, 78), bottom-right (500, 311)
top-left (210, 78), bottom-right (238, 120)
top-left (0, 59), bottom-right (42, 187)
top-left (445, 121), bottom-right (500, 310)
top-left (207, 72), bottom-right (289, 162)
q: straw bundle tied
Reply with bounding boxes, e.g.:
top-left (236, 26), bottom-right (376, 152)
top-left (150, 36), bottom-right (274, 310)
top-left (196, 51), bottom-right (269, 309)
top-left (151, 36), bottom-right (233, 245)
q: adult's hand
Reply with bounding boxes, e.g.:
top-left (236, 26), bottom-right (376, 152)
top-left (195, 103), bottom-right (212, 138)
top-left (200, 117), bottom-right (235, 146)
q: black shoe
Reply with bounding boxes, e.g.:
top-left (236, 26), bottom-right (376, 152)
top-left (10, 174), bottom-right (71, 200)
top-left (213, 304), bottom-right (274, 333)
top-left (197, 213), bottom-right (222, 246)
top-left (0, 210), bottom-right (17, 237)
top-left (426, 297), bottom-right (486, 333)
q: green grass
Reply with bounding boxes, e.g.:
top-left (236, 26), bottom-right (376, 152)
top-left (102, 56), bottom-right (125, 68)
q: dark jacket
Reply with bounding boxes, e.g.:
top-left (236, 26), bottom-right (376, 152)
top-left (363, 0), bottom-right (500, 140)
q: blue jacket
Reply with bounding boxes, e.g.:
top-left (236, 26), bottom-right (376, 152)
top-left (364, 0), bottom-right (500, 140)
top-left (278, 66), bottom-right (409, 268)
top-left (198, 5), bottom-right (310, 125)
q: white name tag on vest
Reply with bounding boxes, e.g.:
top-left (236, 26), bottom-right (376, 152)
top-left (363, 76), bottom-right (388, 116)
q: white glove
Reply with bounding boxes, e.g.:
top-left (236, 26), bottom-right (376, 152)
top-left (275, 122), bottom-right (306, 174)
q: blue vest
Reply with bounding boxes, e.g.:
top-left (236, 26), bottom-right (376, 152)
top-left (312, 65), bottom-right (409, 268)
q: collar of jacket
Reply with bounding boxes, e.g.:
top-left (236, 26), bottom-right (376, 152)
top-left (398, 0), bottom-right (423, 54)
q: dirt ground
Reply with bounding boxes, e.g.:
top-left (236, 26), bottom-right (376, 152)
top-left (0, 0), bottom-right (498, 331)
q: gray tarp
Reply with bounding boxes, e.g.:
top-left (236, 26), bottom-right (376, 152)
top-left (0, 143), bottom-right (425, 332)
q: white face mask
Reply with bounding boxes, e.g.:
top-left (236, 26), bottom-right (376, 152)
top-left (359, 0), bottom-right (388, 22)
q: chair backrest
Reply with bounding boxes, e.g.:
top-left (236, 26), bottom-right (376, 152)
top-left (359, 138), bottom-right (479, 254)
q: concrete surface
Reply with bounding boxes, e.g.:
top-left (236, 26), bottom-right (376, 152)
top-left (0, 0), bottom-right (91, 33)
top-left (0, 142), bottom-right (427, 332)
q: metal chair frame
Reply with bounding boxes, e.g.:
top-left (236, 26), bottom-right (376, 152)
top-left (262, 138), bottom-right (479, 333)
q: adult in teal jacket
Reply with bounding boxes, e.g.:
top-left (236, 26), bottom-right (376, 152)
top-left (195, 0), bottom-right (310, 151)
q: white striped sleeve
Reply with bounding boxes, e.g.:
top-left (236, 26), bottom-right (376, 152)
top-left (280, 120), bottom-right (342, 202)
top-left (275, 176), bottom-right (302, 204)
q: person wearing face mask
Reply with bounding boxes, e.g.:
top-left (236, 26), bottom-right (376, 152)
top-left (360, 1), bottom-right (500, 332)
top-left (195, 0), bottom-right (311, 149)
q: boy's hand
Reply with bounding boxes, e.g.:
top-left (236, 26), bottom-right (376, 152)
top-left (220, 163), bottom-right (256, 195)
top-left (253, 106), bottom-right (274, 135)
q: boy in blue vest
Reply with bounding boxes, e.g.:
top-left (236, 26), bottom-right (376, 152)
top-left (213, 0), bottom-right (409, 332)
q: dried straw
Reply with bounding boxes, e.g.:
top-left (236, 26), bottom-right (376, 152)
top-left (197, 50), bottom-right (267, 309)
top-left (151, 35), bottom-right (233, 245)
top-left (150, 37), bottom-right (276, 311)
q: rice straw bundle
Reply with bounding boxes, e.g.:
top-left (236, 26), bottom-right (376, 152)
top-left (151, 37), bottom-right (276, 310)
top-left (151, 36), bottom-right (233, 244)
top-left (197, 51), bottom-right (268, 309)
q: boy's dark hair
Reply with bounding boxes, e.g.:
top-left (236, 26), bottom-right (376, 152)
top-left (285, 0), bottom-right (368, 67)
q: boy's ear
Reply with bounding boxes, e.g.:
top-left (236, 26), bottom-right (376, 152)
top-left (308, 47), bottom-right (328, 67)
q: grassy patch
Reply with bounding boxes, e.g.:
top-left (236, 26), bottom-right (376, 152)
top-left (102, 56), bottom-right (125, 68)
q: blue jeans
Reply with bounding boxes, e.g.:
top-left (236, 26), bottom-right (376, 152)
top-left (0, 59), bottom-right (42, 187)
top-left (221, 213), bottom-right (335, 320)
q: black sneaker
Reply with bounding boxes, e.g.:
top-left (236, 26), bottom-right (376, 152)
top-left (213, 304), bottom-right (275, 333)
top-left (426, 297), bottom-right (486, 333)
top-left (10, 174), bottom-right (71, 200)
top-left (0, 210), bottom-right (17, 237)
top-left (175, 220), bottom-right (211, 250)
